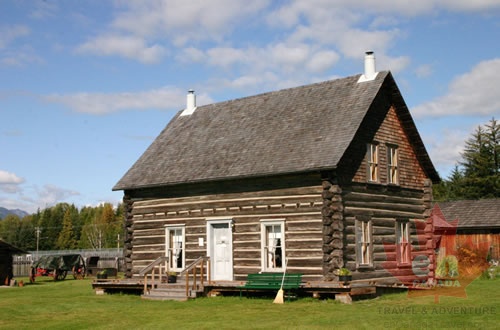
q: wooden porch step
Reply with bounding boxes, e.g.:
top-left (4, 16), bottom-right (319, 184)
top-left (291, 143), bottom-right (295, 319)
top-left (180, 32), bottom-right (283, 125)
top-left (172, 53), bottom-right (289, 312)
top-left (141, 277), bottom-right (204, 301)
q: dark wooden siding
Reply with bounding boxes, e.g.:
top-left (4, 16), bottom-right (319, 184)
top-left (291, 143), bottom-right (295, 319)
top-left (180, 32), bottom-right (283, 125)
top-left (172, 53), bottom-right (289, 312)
top-left (125, 183), bottom-right (324, 281)
top-left (439, 232), bottom-right (500, 261)
top-left (0, 251), bottom-right (13, 285)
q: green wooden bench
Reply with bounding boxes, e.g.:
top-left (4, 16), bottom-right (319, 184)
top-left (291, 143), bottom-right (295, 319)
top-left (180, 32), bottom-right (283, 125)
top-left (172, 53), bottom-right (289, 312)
top-left (239, 273), bottom-right (303, 299)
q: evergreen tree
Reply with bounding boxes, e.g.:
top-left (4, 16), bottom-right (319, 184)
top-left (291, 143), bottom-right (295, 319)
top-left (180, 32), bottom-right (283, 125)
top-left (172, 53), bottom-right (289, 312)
top-left (17, 215), bottom-right (36, 250)
top-left (56, 208), bottom-right (77, 249)
top-left (0, 214), bottom-right (21, 245)
top-left (434, 118), bottom-right (500, 200)
top-left (460, 118), bottom-right (499, 198)
top-left (5, 202), bottom-right (124, 251)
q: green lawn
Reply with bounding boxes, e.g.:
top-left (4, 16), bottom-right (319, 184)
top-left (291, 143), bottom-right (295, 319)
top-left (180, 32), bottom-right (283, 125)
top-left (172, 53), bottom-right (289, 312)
top-left (1, 276), bottom-right (498, 330)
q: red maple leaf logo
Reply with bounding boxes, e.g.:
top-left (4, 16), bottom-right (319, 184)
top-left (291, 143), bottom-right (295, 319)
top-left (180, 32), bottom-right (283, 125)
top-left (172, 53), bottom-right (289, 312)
top-left (382, 204), bottom-right (491, 303)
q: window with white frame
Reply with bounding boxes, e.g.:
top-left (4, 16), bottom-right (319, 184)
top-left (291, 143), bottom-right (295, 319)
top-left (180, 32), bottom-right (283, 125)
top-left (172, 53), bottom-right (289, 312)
top-left (356, 217), bottom-right (372, 267)
top-left (367, 143), bottom-right (379, 182)
top-left (396, 219), bottom-right (411, 265)
top-left (165, 225), bottom-right (185, 270)
top-left (387, 145), bottom-right (399, 184)
top-left (261, 220), bottom-right (285, 271)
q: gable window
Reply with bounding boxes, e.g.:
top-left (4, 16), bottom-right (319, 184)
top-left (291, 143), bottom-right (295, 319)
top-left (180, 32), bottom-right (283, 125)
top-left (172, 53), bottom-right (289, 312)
top-left (367, 143), bottom-right (379, 182)
top-left (356, 217), bottom-right (372, 267)
top-left (261, 220), bottom-right (285, 271)
top-left (165, 225), bottom-right (185, 271)
top-left (387, 145), bottom-right (399, 184)
top-left (396, 219), bottom-right (411, 265)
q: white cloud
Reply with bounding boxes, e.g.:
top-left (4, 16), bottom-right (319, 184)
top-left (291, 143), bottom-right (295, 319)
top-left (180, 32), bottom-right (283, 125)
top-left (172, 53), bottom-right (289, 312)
top-left (111, 0), bottom-right (270, 45)
top-left (35, 184), bottom-right (80, 208)
top-left (424, 128), bottom-right (467, 175)
top-left (207, 47), bottom-right (248, 69)
top-left (0, 170), bottom-right (25, 194)
top-left (178, 47), bottom-right (206, 63)
top-left (415, 64), bottom-right (433, 78)
top-left (43, 87), bottom-right (214, 115)
top-left (76, 0), bottom-right (269, 63)
top-left (0, 25), bottom-right (39, 67)
top-left (266, 2), bottom-right (408, 74)
top-left (271, 0), bottom-right (500, 19)
top-left (229, 71), bottom-right (280, 90)
top-left (0, 51), bottom-right (44, 67)
top-left (76, 34), bottom-right (166, 64)
top-left (306, 50), bottom-right (340, 73)
top-left (0, 25), bottom-right (30, 49)
top-left (413, 58), bottom-right (500, 117)
top-left (0, 170), bottom-right (24, 185)
top-left (30, 0), bottom-right (58, 19)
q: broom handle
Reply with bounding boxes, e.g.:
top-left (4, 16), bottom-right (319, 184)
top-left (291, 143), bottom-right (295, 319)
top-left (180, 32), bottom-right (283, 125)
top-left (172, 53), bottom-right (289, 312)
top-left (280, 258), bottom-right (288, 289)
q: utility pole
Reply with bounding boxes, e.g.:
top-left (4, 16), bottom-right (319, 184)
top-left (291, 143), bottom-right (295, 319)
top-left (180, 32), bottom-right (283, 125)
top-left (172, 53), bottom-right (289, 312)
top-left (35, 227), bottom-right (41, 260)
top-left (117, 233), bottom-right (120, 252)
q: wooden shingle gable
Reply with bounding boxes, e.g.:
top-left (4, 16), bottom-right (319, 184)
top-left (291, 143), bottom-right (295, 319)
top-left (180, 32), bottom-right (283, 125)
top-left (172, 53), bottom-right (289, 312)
top-left (338, 72), bottom-right (440, 185)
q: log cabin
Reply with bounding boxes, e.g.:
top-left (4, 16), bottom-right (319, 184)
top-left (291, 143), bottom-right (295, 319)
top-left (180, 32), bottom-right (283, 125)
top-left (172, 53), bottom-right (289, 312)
top-left (113, 52), bottom-right (440, 289)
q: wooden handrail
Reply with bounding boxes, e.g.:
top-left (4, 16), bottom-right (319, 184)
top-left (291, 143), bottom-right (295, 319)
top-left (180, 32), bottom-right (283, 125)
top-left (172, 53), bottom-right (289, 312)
top-left (140, 255), bottom-right (211, 297)
top-left (139, 256), bottom-right (169, 276)
top-left (139, 256), bottom-right (169, 294)
top-left (179, 256), bottom-right (209, 275)
top-left (179, 256), bottom-right (210, 298)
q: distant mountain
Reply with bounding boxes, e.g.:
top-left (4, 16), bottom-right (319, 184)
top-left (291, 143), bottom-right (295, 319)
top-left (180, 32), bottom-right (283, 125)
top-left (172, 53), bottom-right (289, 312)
top-left (0, 207), bottom-right (29, 219)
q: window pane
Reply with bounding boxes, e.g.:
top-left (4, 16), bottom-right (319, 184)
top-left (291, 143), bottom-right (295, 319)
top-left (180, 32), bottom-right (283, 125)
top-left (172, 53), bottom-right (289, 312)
top-left (266, 224), bottom-right (282, 268)
top-left (368, 144), bottom-right (379, 182)
top-left (388, 146), bottom-right (398, 184)
top-left (168, 228), bottom-right (184, 269)
top-left (397, 221), bottom-right (410, 264)
top-left (356, 219), bottom-right (371, 266)
top-left (262, 222), bottom-right (284, 270)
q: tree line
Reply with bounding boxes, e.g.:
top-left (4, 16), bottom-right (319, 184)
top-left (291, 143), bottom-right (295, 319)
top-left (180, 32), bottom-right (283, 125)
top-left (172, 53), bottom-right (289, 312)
top-left (434, 117), bottom-right (499, 200)
top-left (0, 202), bottom-right (124, 252)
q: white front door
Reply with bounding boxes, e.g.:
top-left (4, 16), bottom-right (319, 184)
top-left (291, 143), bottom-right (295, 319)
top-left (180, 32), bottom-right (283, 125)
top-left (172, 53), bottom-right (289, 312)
top-left (208, 221), bottom-right (233, 281)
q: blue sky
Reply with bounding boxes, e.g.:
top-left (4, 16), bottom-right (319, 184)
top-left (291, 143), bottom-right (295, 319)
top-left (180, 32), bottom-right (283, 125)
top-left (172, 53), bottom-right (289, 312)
top-left (1, 1), bottom-right (499, 214)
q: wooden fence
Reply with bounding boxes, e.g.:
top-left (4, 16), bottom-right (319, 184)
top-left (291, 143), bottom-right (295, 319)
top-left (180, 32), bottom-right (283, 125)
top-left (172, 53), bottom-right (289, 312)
top-left (12, 249), bottom-right (124, 277)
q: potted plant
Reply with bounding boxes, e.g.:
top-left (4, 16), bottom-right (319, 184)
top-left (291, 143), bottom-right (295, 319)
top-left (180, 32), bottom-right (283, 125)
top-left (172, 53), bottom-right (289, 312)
top-left (167, 271), bottom-right (177, 283)
top-left (336, 268), bottom-right (352, 283)
top-left (97, 269), bottom-right (108, 279)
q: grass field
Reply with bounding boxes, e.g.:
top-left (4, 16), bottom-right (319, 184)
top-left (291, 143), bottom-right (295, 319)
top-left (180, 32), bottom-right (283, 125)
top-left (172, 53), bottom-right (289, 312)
top-left (0, 276), bottom-right (498, 330)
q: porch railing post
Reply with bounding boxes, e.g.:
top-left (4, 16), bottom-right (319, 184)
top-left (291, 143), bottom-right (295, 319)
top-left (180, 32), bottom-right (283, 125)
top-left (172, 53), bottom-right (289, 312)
top-left (193, 266), bottom-right (197, 291)
top-left (200, 261), bottom-right (204, 286)
top-left (207, 258), bottom-right (211, 283)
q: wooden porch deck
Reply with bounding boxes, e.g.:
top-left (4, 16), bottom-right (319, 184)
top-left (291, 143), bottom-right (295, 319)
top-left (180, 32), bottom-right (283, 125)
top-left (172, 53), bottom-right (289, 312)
top-left (91, 277), bottom-right (389, 300)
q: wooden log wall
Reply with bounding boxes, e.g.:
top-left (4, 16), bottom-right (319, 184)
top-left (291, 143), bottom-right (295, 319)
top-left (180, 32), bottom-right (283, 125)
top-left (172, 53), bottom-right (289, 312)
top-left (344, 184), bottom-right (432, 283)
top-left (123, 185), bottom-right (325, 281)
top-left (321, 178), bottom-right (434, 284)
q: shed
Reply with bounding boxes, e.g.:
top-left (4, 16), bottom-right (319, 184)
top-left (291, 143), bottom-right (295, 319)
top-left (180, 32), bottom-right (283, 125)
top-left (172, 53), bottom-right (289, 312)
top-left (435, 199), bottom-right (500, 260)
top-left (0, 239), bottom-right (27, 285)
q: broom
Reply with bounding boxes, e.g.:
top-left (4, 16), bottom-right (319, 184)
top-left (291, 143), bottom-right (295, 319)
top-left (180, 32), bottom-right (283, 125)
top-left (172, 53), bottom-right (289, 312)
top-left (273, 259), bottom-right (287, 304)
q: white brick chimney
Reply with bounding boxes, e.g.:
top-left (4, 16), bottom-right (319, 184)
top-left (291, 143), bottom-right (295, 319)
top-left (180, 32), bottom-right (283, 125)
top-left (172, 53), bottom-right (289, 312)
top-left (358, 51), bottom-right (378, 83)
top-left (180, 89), bottom-right (197, 116)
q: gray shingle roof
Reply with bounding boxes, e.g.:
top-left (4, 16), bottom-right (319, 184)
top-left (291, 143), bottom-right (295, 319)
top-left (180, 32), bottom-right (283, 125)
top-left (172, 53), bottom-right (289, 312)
top-left (437, 199), bottom-right (500, 228)
top-left (113, 71), bottom-right (437, 191)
